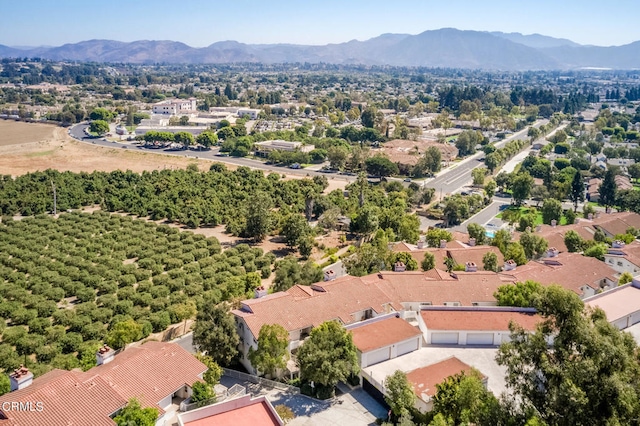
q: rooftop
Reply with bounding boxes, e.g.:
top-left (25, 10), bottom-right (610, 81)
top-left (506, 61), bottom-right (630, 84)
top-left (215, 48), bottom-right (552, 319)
top-left (584, 281), bottom-right (640, 322)
top-left (180, 395), bottom-right (282, 426)
top-left (406, 356), bottom-right (481, 400)
top-left (348, 316), bottom-right (422, 353)
top-left (420, 307), bottom-right (541, 332)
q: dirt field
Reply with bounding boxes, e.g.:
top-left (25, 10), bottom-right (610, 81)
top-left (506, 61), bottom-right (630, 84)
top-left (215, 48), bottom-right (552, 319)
top-left (0, 120), bottom-right (348, 194)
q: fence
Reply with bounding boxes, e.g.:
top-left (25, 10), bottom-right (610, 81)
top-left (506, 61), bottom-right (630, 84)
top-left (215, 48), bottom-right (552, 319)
top-left (180, 384), bottom-right (248, 412)
top-left (222, 368), bottom-right (300, 394)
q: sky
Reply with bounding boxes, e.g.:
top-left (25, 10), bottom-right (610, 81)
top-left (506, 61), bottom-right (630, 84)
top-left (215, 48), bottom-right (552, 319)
top-left (2, 0), bottom-right (640, 48)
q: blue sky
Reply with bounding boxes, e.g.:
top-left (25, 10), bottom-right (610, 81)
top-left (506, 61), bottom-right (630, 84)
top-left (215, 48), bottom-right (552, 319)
top-left (2, 0), bottom-right (639, 47)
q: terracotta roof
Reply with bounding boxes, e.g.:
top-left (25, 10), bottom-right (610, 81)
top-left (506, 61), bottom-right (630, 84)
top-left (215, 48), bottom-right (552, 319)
top-left (183, 400), bottom-right (281, 426)
top-left (584, 283), bottom-right (640, 322)
top-left (0, 342), bottom-right (207, 426)
top-left (611, 241), bottom-right (640, 268)
top-left (234, 270), bottom-right (507, 338)
top-left (349, 317), bottom-right (422, 353)
top-left (406, 357), bottom-right (481, 400)
top-left (592, 212), bottom-right (640, 236)
top-left (446, 246), bottom-right (504, 270)
top-left (393, 244), bottom-right (504, 271)
top-left (421, 308), bottom-right (541, 331)
top-left (499, 252), bottom-right (616, 296)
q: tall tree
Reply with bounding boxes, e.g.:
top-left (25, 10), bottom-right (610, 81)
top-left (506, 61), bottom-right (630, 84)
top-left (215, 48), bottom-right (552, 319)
top-left (569, 170), bottom-right (585, 212)
top-left (494, 280), bottom-right (543, 307)
top-left (482, 251), bottom-right (499, 272)
top-left (421, 251), bottom-right (436, 271)
top-left (105, 319), bottom-right (142, 350)
top-left (248, 324), bottom-right (289, 378)
top-left (192, 301), bottom-right (239, 366)
top-left (365, 155), bottom-right (399, 181)
top-left (467, 223), bottom-right (487, 245)
top-left (511, 172), bottom-right (534, 206)
top-left (297, 321), bottom-right (358, 391)
top-left (497, 285), bottom-right (640, 426)
top-left (244, 192), bottom-right (273, 242)
top-left (385, 370), bottom-right (416, 419)
top-left (599, 169), bottom-right (617, 209)
top-left (519, 231), bottom-right (548, 260)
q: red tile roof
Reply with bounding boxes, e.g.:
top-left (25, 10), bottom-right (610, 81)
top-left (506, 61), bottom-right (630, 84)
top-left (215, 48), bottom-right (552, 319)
top-left (0, 342), bottom-right (207, 426)
top-left (406, 357), bottom-right (481, 399)
top-left (184, 400), bottom-right (281, 426)
top-left (420, 308), bottom-right (541, 332)
top-left (349, 317), bottom-right (422, 353)
top-left (499, 252), bottom-right (616, 296)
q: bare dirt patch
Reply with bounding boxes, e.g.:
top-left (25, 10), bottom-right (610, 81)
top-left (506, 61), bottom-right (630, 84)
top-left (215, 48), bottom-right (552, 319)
top-left (0, 119), bottom-right (57, 146)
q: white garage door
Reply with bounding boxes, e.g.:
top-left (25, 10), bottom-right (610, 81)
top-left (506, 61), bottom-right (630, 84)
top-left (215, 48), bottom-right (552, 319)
top-left (466, 333), bottom-right (494, 346)
top-left (431, 332), bottom-right (459, 345)
top-left (613, 317), bottom-right (628, 330)
top-left (396, 338), bottom-right (419, 357)
top-left (501, 334), bottom-right (512, 344)
top-left (366, 347), bottom-right (390, 366)
top-left (631, 311), bottom-right (640, 326)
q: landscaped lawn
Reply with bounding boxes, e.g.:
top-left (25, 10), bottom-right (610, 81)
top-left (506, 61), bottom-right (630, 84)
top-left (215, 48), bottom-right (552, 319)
top-left (496, 206), bottom-right (568, 226)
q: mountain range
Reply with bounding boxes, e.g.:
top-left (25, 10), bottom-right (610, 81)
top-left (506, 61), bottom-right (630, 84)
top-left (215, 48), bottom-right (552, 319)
top-left (2, 28), bottom-right (640, 70)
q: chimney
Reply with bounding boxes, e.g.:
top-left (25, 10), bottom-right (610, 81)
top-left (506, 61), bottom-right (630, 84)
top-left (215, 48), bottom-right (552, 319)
top-left (323, 270), bottom-right (336, 281)
top-left (254, 285), bottom-right (268, 298)
top-left (394, 262), bottom-right (406, 272)
top-left (439, 239), bottom-right (447, 248)
top-left (595, 211), bottom-right (601, 218)
top-left (465, 262), bottom-right (477, 272)
top-left (468, 237), bottom-right (476, 247)
top-left (417, 238), bottom-right (426, 249)
top-left (612, 240), bottom-right (626, 249)
top-left (9, 366), bottom-right (33, 391)
top-left (96, 344), bottom-right (116, 366)
top-left (503, 259), bottom-right (517, 271)
top-left (547, 247), bottom-right (559, 258)
top-left (535, 225), bottom-right (542, 232)
top-left (588, 213), bottom-right (593, 220)
top-left (551, 219), bottom-right (557, 228)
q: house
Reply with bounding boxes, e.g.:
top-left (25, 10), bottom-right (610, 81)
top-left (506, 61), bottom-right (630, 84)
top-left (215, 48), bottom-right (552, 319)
top-left (232, 270), bottom-right (509, 374)
top-left (392, 242), bottom-right (504, 272)
top-left (237, 108), bottom-right (261, 119)
top-left (499, 250), bottom-right (617, 298)
top-left (177, 394), bottom-right (283, 426)
top-left (254, 140), bottom-right (314, 157)
top-left (584, 280), bottom-right (640, 330)
top-left (0, 342), bottom-right (207, 426)
top-left (347, 314), bottom-right (423, 368)
top-left (587, 178), bottom-right (602, 202)
top-left (152, 98), bottom-right (197, 115)
top-left (419, 307), bottom-right (542, 346)
top-left (593, 211), bottom-right (640, 237)
top-left (406, 357), bottom-right (487, 412)
top-left (604, 240), bottom-right (640, 274)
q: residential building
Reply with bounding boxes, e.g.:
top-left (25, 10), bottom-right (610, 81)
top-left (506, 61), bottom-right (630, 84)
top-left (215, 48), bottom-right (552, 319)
top-left (584, 280), bottom-right (640, 330)
top-left (604, 240), bottom-right (640, 274)
top-left (0, 342), bottom-right (207, 426)
top-left (238, 108), bottom-right (261, 119)
top-left (254, 140), bottom-right (314, 157)
top-left (177, 395), bottom-right (283, 426)
top-left (406, 357), bottom-right (487, 412)
top-left (152, 98), bottom-right (197, 115)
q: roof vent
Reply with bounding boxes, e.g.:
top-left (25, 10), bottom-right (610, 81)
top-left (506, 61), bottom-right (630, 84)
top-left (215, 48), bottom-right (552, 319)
top-left (465, 262), bottom-right (477, 272)
top-left (547, 247), bottom-right (559, 258)
top-left (394, 262), bottom-right (406, 272)
top-left (254, 286), bottom-right (268, 298)
top-left (503, 259), bottom-right (517, 271)
top-left (468, 237), bottom-right (476, 247)
top-left (323, 270), bottom-right (337, 281)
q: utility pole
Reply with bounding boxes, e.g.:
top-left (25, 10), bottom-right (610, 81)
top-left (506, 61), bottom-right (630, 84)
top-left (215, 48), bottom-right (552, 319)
top-left (51, 181), bottom-right (57, 216)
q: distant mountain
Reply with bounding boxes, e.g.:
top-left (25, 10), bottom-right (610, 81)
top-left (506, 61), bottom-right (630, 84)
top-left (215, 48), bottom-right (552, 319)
top-left (490, 31), bottom-right (581, 49)
top-left (2, 28), bottom-right (640, 70)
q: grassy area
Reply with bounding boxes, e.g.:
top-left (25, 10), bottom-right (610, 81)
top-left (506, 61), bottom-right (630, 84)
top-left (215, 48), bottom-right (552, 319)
top-left (497, 206), bottom-right (568, 226)
top-left (126, 125), bottom-right (137, 132)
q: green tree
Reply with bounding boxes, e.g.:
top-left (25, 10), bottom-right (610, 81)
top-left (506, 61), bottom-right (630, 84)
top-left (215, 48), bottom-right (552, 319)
top-left (584, 243), bottom-right (607, 261)
top-left (385, 370), bottom-right (416, 419)
top-left (361, 106), bottom-right (378, 128)
top-left (504, 242), bottom-right (527, 266)
top-left (599, 169), bottom-right (617, 209)
top-left (421, 252), bottom-right (436, 271)
top-left (519, 231), bottom-right (548, 260)
top-left (89, 120), bottom-right (110, 135)
top-left (482, 251), bottom-right (499, 272)
top-left (297, 321), bottom-right (358, 391)
top-left (172, 300), bottom-right (196, 335)
top-left (467, 223), bottom-right (487, 245)
top-left (248, 324), bottom-right (290, 378)
top-left (196, 355), bottom-right (223, 387)
top-left (388, 252), bottom-right (419, 271)
top-left (414, 146), bottom-right (442, 177)
top-left (174, 131), bottom-right (195, 148)
top-left (455, 130), bottom-right (483, 157)
top-left (494, 280), bottom-right (543, 307)
top-left (472, 167), bottom-right (486, 186)
top-left (511, 172), bottom-right (534, 206)
top-left (192, 302), bottom-right (239, 366)
top-left (484, 179), bottom-right (496, 198)
top-left (541, 198), bottom-right (563, 225)
top-left (629, 163), bottom-right (640, 182)
top-left (619, 271), bottom-right (634, 285)
top-left (564, 230), bottom-right (586, 253)
top-left (281, 214), bottom-right (311, 250)
top-left (113, 398), bottom-right (158, 426)
top-left (366, 155), bottom-right (399, 180)
top-left (196, 131), bottom-right (218, 148)
top-left (0, 374), bottom-right (9, 396)
top-left (491, 229), bottom-right (512, 255)
top-left (105, 319), bottom-right (142, 350)
top-left (191, 381), bottom-right (215, 404)
top-left (343, 240), bottom-right (390, 277)
top-left (244, 192), bottom-right (273, 242)
top-left (89, 107), bottom-right (114, 122)
top-left (569, 171), bottom-right (585, 212)
top-left (497, 285), bottom-right (640, 426)
top-left (350, 205), bottom-right (379, 237)
top-left (425, 228), bottom-right (452, 248)
top-left (327, 146), bottom-right (349, 170)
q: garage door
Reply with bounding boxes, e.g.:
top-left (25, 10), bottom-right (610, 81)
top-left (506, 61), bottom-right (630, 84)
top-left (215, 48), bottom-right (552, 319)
top-left (466, 333), bottom-right (494, 346)
top-left (366, 347), bottom-right (390, 366)
top-left (431, 332), bottom-right (459, 345)
top-left (396, 338), bottom-right (419, 357)
top-left (613, 317), bottom-right (628, 330)
top-left (631, 311), bottom-right (640, 327)
top-left (501, 334), bottom-right (512, 344)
